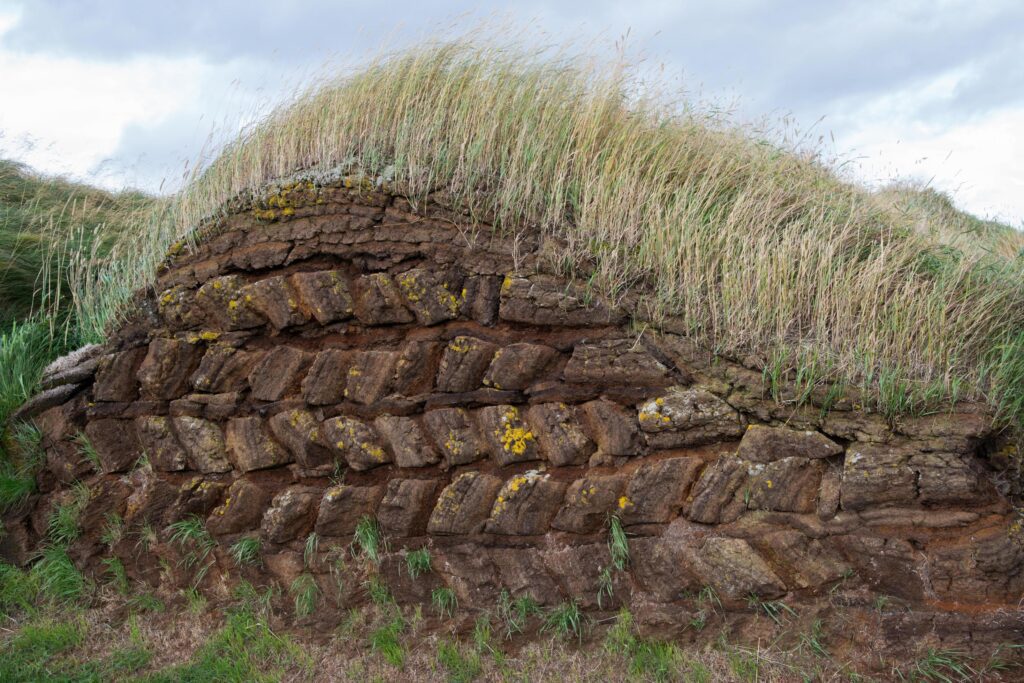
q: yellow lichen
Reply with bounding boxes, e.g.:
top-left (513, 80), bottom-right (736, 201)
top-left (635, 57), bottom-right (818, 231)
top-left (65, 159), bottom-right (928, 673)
top-left (496, 407), bottom-right (534, 455)
top-left (448, 337), bottom-right (473, 353)
top-left (618, 496), bottom-right (633, 510)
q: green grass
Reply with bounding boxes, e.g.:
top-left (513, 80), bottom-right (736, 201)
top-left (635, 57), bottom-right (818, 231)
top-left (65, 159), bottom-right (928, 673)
top-left (46, 481), bottom-right (90, 546)
top-left (142, 607), bottom-right (307, 682)
top-left (229, 536), bottom-right (262, 567)
top-left (166, 515), bottom-right (217, 587)
top-left (0, 562), bottom-right (40, 615)
top-left (607, 515), bottom-right (629, 571)
top-left (303, 531), bottom-right (319, 568)
top-left (436, 639), bottom-right (483, 683)
top-left (0, 616), bottom-right (86, 682)
top-left (0, 421), bottom-right (44, 512)
top-left (541, 599), bottom-right (586, 642)
top-left (101, 556), bottom-right (130, 594)
top-left (405, 547), bottom-right (431, 579)
top-left (351, 515), bottom-right (385, 564)
top-left (369, 614), bottom-right (407, 668)
top-left (99, 511), bottom-right (125, 547)
top-left (497, 589), bottom-right (541, 639)
top-left (31, 546), bottom-right (87, 605)
top-left (431, 586), bottom-right (457, 618)
top-left (72, 431), bottom-right (101, 472)
top-left (366, 575), bottom-right (393, 606)
top-left (290, 573), bottom-right (320, 618)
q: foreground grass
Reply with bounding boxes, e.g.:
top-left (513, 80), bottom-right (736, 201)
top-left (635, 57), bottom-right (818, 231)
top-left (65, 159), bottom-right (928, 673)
top-left (3, 554), bottom-right (1020, 683)
top-left (2, 593), bottom-right (1017, 682)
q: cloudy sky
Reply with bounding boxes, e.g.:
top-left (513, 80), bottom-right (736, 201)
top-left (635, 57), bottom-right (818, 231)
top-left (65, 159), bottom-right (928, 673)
top-left (1, 1), bottom-right (1022, 224)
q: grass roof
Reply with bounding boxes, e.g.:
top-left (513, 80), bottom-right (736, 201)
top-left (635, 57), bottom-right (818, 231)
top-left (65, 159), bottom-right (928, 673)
top-left (4, 38), bottom-right (1024, 431)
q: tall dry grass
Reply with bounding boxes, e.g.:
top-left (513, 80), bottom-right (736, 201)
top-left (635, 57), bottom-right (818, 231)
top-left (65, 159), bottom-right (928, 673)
top-left (33, 38), bottom-right (1024, 428)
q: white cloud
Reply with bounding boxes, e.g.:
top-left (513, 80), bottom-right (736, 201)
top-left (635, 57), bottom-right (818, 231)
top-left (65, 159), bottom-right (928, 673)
top-left (0, 52), bottom-right (206, 181)
top-left (0, 13), bottom-right (207, 187)
top-left (832, 66), bottom-right (1024, 223)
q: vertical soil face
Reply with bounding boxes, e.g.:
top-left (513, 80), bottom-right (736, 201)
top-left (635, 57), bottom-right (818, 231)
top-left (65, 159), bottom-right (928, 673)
top-left (6, 179), bottom-right (1023, 657)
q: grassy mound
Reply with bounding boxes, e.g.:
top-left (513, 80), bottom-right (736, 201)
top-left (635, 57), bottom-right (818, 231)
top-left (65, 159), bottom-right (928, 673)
top-left (0, 161), bottom-right (156, 427)
top-left (3, 38), bottom-right (1024, 433)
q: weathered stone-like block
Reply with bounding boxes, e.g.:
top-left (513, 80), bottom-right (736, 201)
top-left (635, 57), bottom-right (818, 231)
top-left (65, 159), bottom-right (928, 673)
top-left (563, 339), bottom-right (669, 385)
top-left (84, 419), bottom-right (141, 473)
top-left (173, 416), bottom-right (232, 473)
top-left (195, 274), bottom-right (265, 330)
top-left (322, 416), bottom-right (391, 470)
top-left (157, 285), bottom-right (202, 329)
top-left (462, 275), bottom-right (501, 326)
top-left (289, 270), bottom-right (353, 325)
top-left (552, 474), bottom-right (628, 534)
top-left (93, 347), bottom-right (147, 401)
top-left (171, 476), bottom-right (227, 521)
top-left (840, 445), bottom-right (916, 510)
top-left (352, 273), bottom-right (414, 325)
top-left (486, 472), bottom-right (567, 535)
top-left (695, 537), bottom-right (786, 600)
top-left (241, 275), bottom-right (310, 330)
top-left (580, 399), bottom-right (643, 457)
top-left (482, 343), bottom-right (557, 391)
top-left (756, 530), bottom-right (851, 590)
top-left (527, 403), bottom-right (594, 466)
top-left (395, 267), bottom-right (463, 325)
top-left (190, 346), bottom-right (261, 393)
top-left (248, 346), bottom-right (310, 401)
top-left (424, 408), bottom-right (487, 467)
top-left (229, 241), bottom-right (290, 271)
top-left (477, 405), bottom-right (540, 465)
top-left (344, 351), bottom-right (398, 404)
top-left (686, 455), bottom-right (747, 524)
top-left (747, 457), bottom-right (825, 513)
top-left (207, 479), bottom-right (270, 536)
top-left (374, 415), bottom-right (440, 468)
top-left (301, 349), bottom-right (350, 405)
top-left (620, 457), bottom-right (703, 525)
top-left (392, 341), bottom-right (444, 395)
top-left (910, 451), bottom-right (982, 504)
top-left (736, 425), bottom-right (842, 463)
top-left (225, 417), bottom-right (293, 472)
top-left (629, 526), bottom-right (705, 602)
top-left (378, 479), bottom-right (438, 537)
top-left (261, 486), bottom-right (320, 544)
top-left (492, 548), bottom-right (565, 606)
top-left (498, 274), bottom-right (624, 326)
top-left (637, 388), bottom-right (742, 448)
top-left (135, 416), bottom-right (187, 471)
top-left (137, 338), bottom-right (203, 400)
top-left (268, 409), bottom-right (335, 476)
top-left (315, 484), bottom-right (384, 536)
top-left (170, 392), bottom-right (241, 421)
top-left (436, 337), bottom-right (498, 393)
top-left (428, 472), bottom-right (503, 535)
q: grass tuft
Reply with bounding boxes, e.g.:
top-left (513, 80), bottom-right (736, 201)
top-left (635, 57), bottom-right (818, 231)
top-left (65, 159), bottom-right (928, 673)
top-left (405, 547), bottom-right (431, 579)
top-left (541, 599), bottom-right (587, 642)
top-left (431, 586), bottom-right (457, 618)
top-left (290, 573), bottom-right (320, 618)
top-left (351, 515), bottom-right (385, 564)
top-left (229, 536), bottom-right (262, 567)
top-left (369, 615), bottom-right (406, 668)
